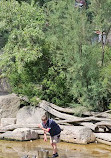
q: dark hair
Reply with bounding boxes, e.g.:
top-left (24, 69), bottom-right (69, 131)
top-left (41, 115), bottom-right (48, 121)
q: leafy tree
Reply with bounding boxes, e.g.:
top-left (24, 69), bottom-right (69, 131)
top-left (16, 0), bottom-right (52, 6)
top-left (88, 0), bottom-right (111, 66)
top-left (0, 0), bottom-right (111, 111)
top-left (42, 0), bottom-right (110, 110)
top-left (87, 0), bottom-right (111, 109)
top-left (0, 0), bottom-right (49, 98)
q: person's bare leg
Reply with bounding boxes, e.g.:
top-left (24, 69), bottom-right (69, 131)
top-left (53, 143), bottom-right (57, 154)
top-left (51, 143), bottom-right (57, 155)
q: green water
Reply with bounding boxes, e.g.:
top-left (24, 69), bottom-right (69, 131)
top-left (0, 139), bottom-right (111, 158)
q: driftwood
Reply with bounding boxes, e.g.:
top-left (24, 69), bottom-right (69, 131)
top-left (96, 138), bottom-right (111, 146)
top-left (95, 113), bottom-right (111, 119)
top-left (48, 103), bottom-right (111, 118)
top-left (57, 117), bottom-right (111, 124)
top-left (47, 101), bottom-right (75, 114)
top-left (39, 100), bottom-right (78, 120)
top-left (82, 110), bottom-right (111, 119)
top-left (39, 101), bottom-right (111, 125)
top-left (83, 110), bottom-right (111, 117)
top-left (95, 133), bottom-right (111, 142)
top-left (94, 121), bottom-right (111, 132)
top-left (93, 110), bottom-right (111, 118)
top-left (95, 121), bottom-right (111, 127)
top-left (94, 109), bottom-right (111, 116)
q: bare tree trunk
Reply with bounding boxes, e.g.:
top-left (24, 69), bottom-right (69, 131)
top-left (101, 31), bottom-right (105, 66)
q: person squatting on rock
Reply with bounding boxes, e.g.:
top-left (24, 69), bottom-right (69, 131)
top-left (37, 115), bottom-right (61, 158)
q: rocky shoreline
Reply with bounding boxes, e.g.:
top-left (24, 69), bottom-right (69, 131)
top-left (0, 94), bottom-right (111, 146)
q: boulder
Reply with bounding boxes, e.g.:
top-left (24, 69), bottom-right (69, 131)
top-left (1, 118), bottom-right (16, 127)
top-left (16, 106), bottom-right (46, 125)
top-left (0, 94), bottom-right (20, 123)
top-left (0, 128), bottom-right (38, 141)
top-left (0, 124), bottom-right (43, 133)
top-left (60, 125), bottom-right (95, 144)
top-left (0, 77), bottom-right (10, 95)
top-left (79, 122), bottom-right (96, 131)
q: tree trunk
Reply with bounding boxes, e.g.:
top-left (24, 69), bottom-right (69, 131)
top-left (101, 31), bottom-right (105, 66)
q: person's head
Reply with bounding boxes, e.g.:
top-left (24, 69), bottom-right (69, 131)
top-left (41, 115), bottom-right (48, 124)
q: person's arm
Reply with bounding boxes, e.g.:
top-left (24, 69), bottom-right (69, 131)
top-left (37, 124), bottom-right (50, 132)
top-left (37, 124), bottom-right (50, 142)
top-left (44, 131), bottom-right (47, 141)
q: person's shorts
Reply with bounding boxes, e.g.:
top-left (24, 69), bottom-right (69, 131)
top-left (50, 134), bottom-right (60, 144)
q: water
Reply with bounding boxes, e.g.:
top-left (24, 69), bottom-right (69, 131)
top-left (0, 139), bottom-right (111, 158)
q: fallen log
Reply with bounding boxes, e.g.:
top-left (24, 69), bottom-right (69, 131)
top-left (95, 121), bottom-right (111, 126)
top-left (83, 110), bottom-right (111, 118)
top-left (39, 100), bottom-right (78, 120)
top-left (94, 109), bottom-right (111, 116)
top-left (40, 101), bottom-right (111, 117)
top-left (94, 121), bottom-right (111, 132)
top-left (93, 110), bottom-right (111, 118)
top-left (39, 101), bottom-right (111, 124)
top-left (95, 133), bottom-right (111, 145)
top-left (96, 138), bottom-right (111, 146)
top-left (48, 101), bottom-right (75, 114)
top-left (57, 117), bottom-right (111, 124)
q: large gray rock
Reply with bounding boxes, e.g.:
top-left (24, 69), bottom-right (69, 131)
top-left (0, 78), bottom-right (10, 95)
top-left (0, 128), bottom-right (38, 141)
top-left (1, 118), bottom-right (16, 127)
top-left (0, 124), bottom-right (40, 132)
top-left (79, 122), bottom-right (96, 131)
top-left (16, 106), bottom-right (46, 125)
top-left (0, 94), bottom-right (20, 123)
top-left (60, 125), bottom-right (95, 144)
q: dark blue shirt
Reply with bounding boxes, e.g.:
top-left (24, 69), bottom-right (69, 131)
top-left (42, 119), bottom-right (61, 136)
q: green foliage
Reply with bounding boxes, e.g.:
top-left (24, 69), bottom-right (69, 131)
top-left (42, 0), bottom-right (97, 109)
top-left (39, 67), bottom-right (73, 106)
top-left (0, 0), bottom-right (111, 111)
top-left (0, 0), bottom-right (48, 98)
top-left (29, 96), bottom-right (41, 106)
top-left (16, 0), bottom-right (52, 6)
top-left (41, 0), bottom-right (111, 110)
top-left (100, 47), bottom-right (111, 107)
top-left (88, 0), bottom-right (111, 32)
top-left (0, 0), bottom-right (45, 69)
top-left (108, 103), bottom-right (111, 110)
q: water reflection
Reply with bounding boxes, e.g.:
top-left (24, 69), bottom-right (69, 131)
top-left (0, 139), bottom-right (111, 158)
